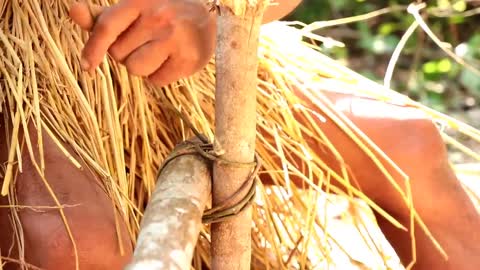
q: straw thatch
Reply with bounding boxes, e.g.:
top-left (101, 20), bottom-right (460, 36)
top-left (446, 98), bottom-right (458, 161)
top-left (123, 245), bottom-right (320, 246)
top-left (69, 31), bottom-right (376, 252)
top-left (1, 0), bottom-right (479, 269)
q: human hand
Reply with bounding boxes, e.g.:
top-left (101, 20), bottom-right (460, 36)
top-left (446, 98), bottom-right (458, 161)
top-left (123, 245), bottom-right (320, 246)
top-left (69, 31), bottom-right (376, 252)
top-left (69, 0), bottom-right (216, 87)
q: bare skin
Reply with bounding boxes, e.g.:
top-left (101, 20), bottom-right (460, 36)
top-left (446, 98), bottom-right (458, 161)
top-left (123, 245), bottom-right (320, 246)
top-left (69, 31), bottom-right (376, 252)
top-left (69, 0), bottom-right (302, 86)
top-left (0, 0), bottom-right (478, 269)
top-left (292, 91), bottom-right (480, 270)
top-left (0, 122), bottom-right (133, 269)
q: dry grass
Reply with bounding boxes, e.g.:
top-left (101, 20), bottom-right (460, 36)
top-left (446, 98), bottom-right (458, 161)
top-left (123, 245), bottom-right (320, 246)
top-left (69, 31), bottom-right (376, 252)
top-left (0, 0), bottom-right (479, 269)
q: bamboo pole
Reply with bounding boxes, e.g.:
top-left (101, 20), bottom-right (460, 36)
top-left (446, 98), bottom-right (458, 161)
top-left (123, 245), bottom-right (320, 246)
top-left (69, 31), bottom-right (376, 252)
top-left (125, 153), bottom-right (211, 270)
top-left (211, 1), bottom-right (268, 269)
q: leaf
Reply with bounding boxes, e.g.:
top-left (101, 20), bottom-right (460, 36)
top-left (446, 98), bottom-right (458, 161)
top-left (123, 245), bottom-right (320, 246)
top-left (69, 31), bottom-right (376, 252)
top-left (452, 0), bottom-right (467, 12)
top-left (378, 22), bottom-right (397, 36)
top-left (437, 58), bottom-right (452, 73)
top-left (425, 91), bottom-right (447, 112)
top-left (460, 69), bottom-right (480, 93)
top-left (330, 0), bottom-right (350, 11)
top-left (359, 34), bottom-right (399, 54)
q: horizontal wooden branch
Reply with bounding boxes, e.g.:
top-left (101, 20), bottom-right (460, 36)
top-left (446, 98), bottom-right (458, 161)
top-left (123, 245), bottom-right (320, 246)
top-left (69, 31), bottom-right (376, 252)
top-left (125, 154), bottom-right (211, 270)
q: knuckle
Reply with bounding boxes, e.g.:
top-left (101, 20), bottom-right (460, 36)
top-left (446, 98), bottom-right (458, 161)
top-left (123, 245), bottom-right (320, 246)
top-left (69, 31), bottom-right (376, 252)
top-left (184, 64), bottom-right (198, 77)
top-left (190, 52), bottom-right (209, 73)
top-left (148, 75), bottom-right (164, 87)
top-left (108, 45), bottom-right (124, 62)
top-left (189, 52), bottom-right (201, 67)
top-left (125, 63), bottom-right (142, 76)
top-left (149, 70), bottom-right (177, 87)
top-left (396, 117), bottom-right (445, 158)
top-left (170, 58), bottom-right (189, 77)
top-left (150, 5), bottom-right (176, 23)
top-left (94, 17), bottom-right (113, 35)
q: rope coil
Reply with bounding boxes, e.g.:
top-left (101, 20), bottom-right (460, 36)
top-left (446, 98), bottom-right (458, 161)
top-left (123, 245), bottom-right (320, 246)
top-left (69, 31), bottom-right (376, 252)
top-left (155, 111), bottom-right (261, 224)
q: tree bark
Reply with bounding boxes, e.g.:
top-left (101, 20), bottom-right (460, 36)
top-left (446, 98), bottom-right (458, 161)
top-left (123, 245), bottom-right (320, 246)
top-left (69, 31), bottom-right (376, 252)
top-left (125, 154), bottom-right (211, 270)
top-left (211, 1), bottom-right (268, 269)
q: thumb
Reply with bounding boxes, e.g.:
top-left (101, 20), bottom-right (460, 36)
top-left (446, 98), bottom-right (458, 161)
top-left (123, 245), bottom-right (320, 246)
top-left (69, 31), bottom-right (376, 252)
top-left (69, 1), bottom-right (105, 31)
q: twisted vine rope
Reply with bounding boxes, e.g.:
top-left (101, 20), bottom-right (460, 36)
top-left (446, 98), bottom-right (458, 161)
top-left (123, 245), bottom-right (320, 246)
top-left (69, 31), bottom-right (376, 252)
top-left (155, 109), bottom-right (261, 224)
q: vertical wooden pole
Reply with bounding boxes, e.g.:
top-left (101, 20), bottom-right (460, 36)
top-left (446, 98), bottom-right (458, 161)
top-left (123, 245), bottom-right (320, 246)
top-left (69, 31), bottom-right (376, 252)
top-left (211, 1), bottom-right (268, 269)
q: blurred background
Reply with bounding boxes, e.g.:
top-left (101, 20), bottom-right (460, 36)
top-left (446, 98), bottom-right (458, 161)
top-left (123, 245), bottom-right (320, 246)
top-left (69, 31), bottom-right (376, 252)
top-left (284, 0), bottom-right (480, 128)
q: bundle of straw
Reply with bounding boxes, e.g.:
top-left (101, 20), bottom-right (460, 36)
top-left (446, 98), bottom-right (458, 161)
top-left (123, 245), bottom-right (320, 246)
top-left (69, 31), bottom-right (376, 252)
top-left (1, 0), bottom-right (479, 269)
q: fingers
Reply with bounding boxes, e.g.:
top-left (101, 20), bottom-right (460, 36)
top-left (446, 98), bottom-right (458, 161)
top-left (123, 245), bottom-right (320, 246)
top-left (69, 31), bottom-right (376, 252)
top-left (69, 1), bottom-right (104, 31)
top-left (123, 36), bottom-right (173, 77)
top-left (108, 4), bottom-right (177, 63)
top-left (108, 18), bottom-right (173, 63)
top-left (69, 0), bottom-right (212, 87)
top-left (80, 1), bottom-right (140, 71)
top-left (107, 19), bottom-right (151, 62)
top-left (148, 56), bottom-right (187, 87)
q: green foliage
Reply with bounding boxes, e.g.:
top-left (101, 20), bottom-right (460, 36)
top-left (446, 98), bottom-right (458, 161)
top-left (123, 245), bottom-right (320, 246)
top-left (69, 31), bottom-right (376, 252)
top-left (285, 0), bottom-right (480, 112)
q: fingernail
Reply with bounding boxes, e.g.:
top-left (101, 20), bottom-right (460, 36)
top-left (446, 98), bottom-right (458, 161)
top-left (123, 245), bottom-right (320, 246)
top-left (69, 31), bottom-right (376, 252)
top-left (80, 57), bottom-right (90, 70)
